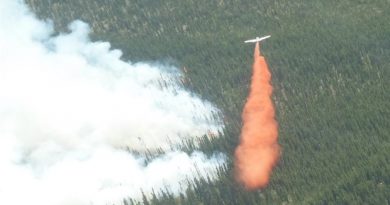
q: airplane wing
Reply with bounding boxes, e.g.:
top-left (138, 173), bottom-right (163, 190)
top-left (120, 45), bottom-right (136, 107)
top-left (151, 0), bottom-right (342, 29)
top-left (244, 35), bottom-right (271, 43)
top-left (244, 39), bottom-right (258, 43)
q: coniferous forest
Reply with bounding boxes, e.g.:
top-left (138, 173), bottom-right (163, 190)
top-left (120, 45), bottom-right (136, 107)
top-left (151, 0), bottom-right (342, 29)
top-left (26, 0), bottom-right (389, 204)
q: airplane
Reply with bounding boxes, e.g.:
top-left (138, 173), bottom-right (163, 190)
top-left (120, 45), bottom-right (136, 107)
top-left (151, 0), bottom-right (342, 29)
top-left (244, 35), bottom-right (271, 43)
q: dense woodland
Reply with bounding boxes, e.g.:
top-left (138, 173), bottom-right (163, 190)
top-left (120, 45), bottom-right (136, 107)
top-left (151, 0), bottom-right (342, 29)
top-left (26, 0), bottom-right (389, 204)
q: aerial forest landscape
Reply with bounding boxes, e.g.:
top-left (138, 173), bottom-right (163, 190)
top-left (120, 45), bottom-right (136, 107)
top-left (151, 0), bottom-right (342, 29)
top-left (0, 0), bottom-right (389, 204)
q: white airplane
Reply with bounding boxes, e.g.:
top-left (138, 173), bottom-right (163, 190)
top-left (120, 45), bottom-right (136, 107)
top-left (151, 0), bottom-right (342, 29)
top-left (244, 35), bottom-right (271, 43)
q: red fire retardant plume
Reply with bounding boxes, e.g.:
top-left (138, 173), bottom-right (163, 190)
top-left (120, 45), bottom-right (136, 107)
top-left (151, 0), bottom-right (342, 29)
top-left (235, 42), bottom-right (280, 190)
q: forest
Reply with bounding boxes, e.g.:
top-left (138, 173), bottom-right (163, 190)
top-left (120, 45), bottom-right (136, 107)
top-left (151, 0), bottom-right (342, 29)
top-left (25, 0), bottom-right (389, 204)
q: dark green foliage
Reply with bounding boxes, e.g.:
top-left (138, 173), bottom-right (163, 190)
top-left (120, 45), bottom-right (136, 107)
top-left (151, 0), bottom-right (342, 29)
top-left (26, 0), bottom-right (389, 204)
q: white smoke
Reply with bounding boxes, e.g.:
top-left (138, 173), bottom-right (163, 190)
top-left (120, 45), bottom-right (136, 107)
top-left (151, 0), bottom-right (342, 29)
top-left (0, 0), bottom-right (225, 204)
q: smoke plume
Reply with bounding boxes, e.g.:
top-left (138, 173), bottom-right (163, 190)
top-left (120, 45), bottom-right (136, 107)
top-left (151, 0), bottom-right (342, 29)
top-left (0, 0), bottom-right (225, 204)
top-left (234, 42), bottom-right (280, 189)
